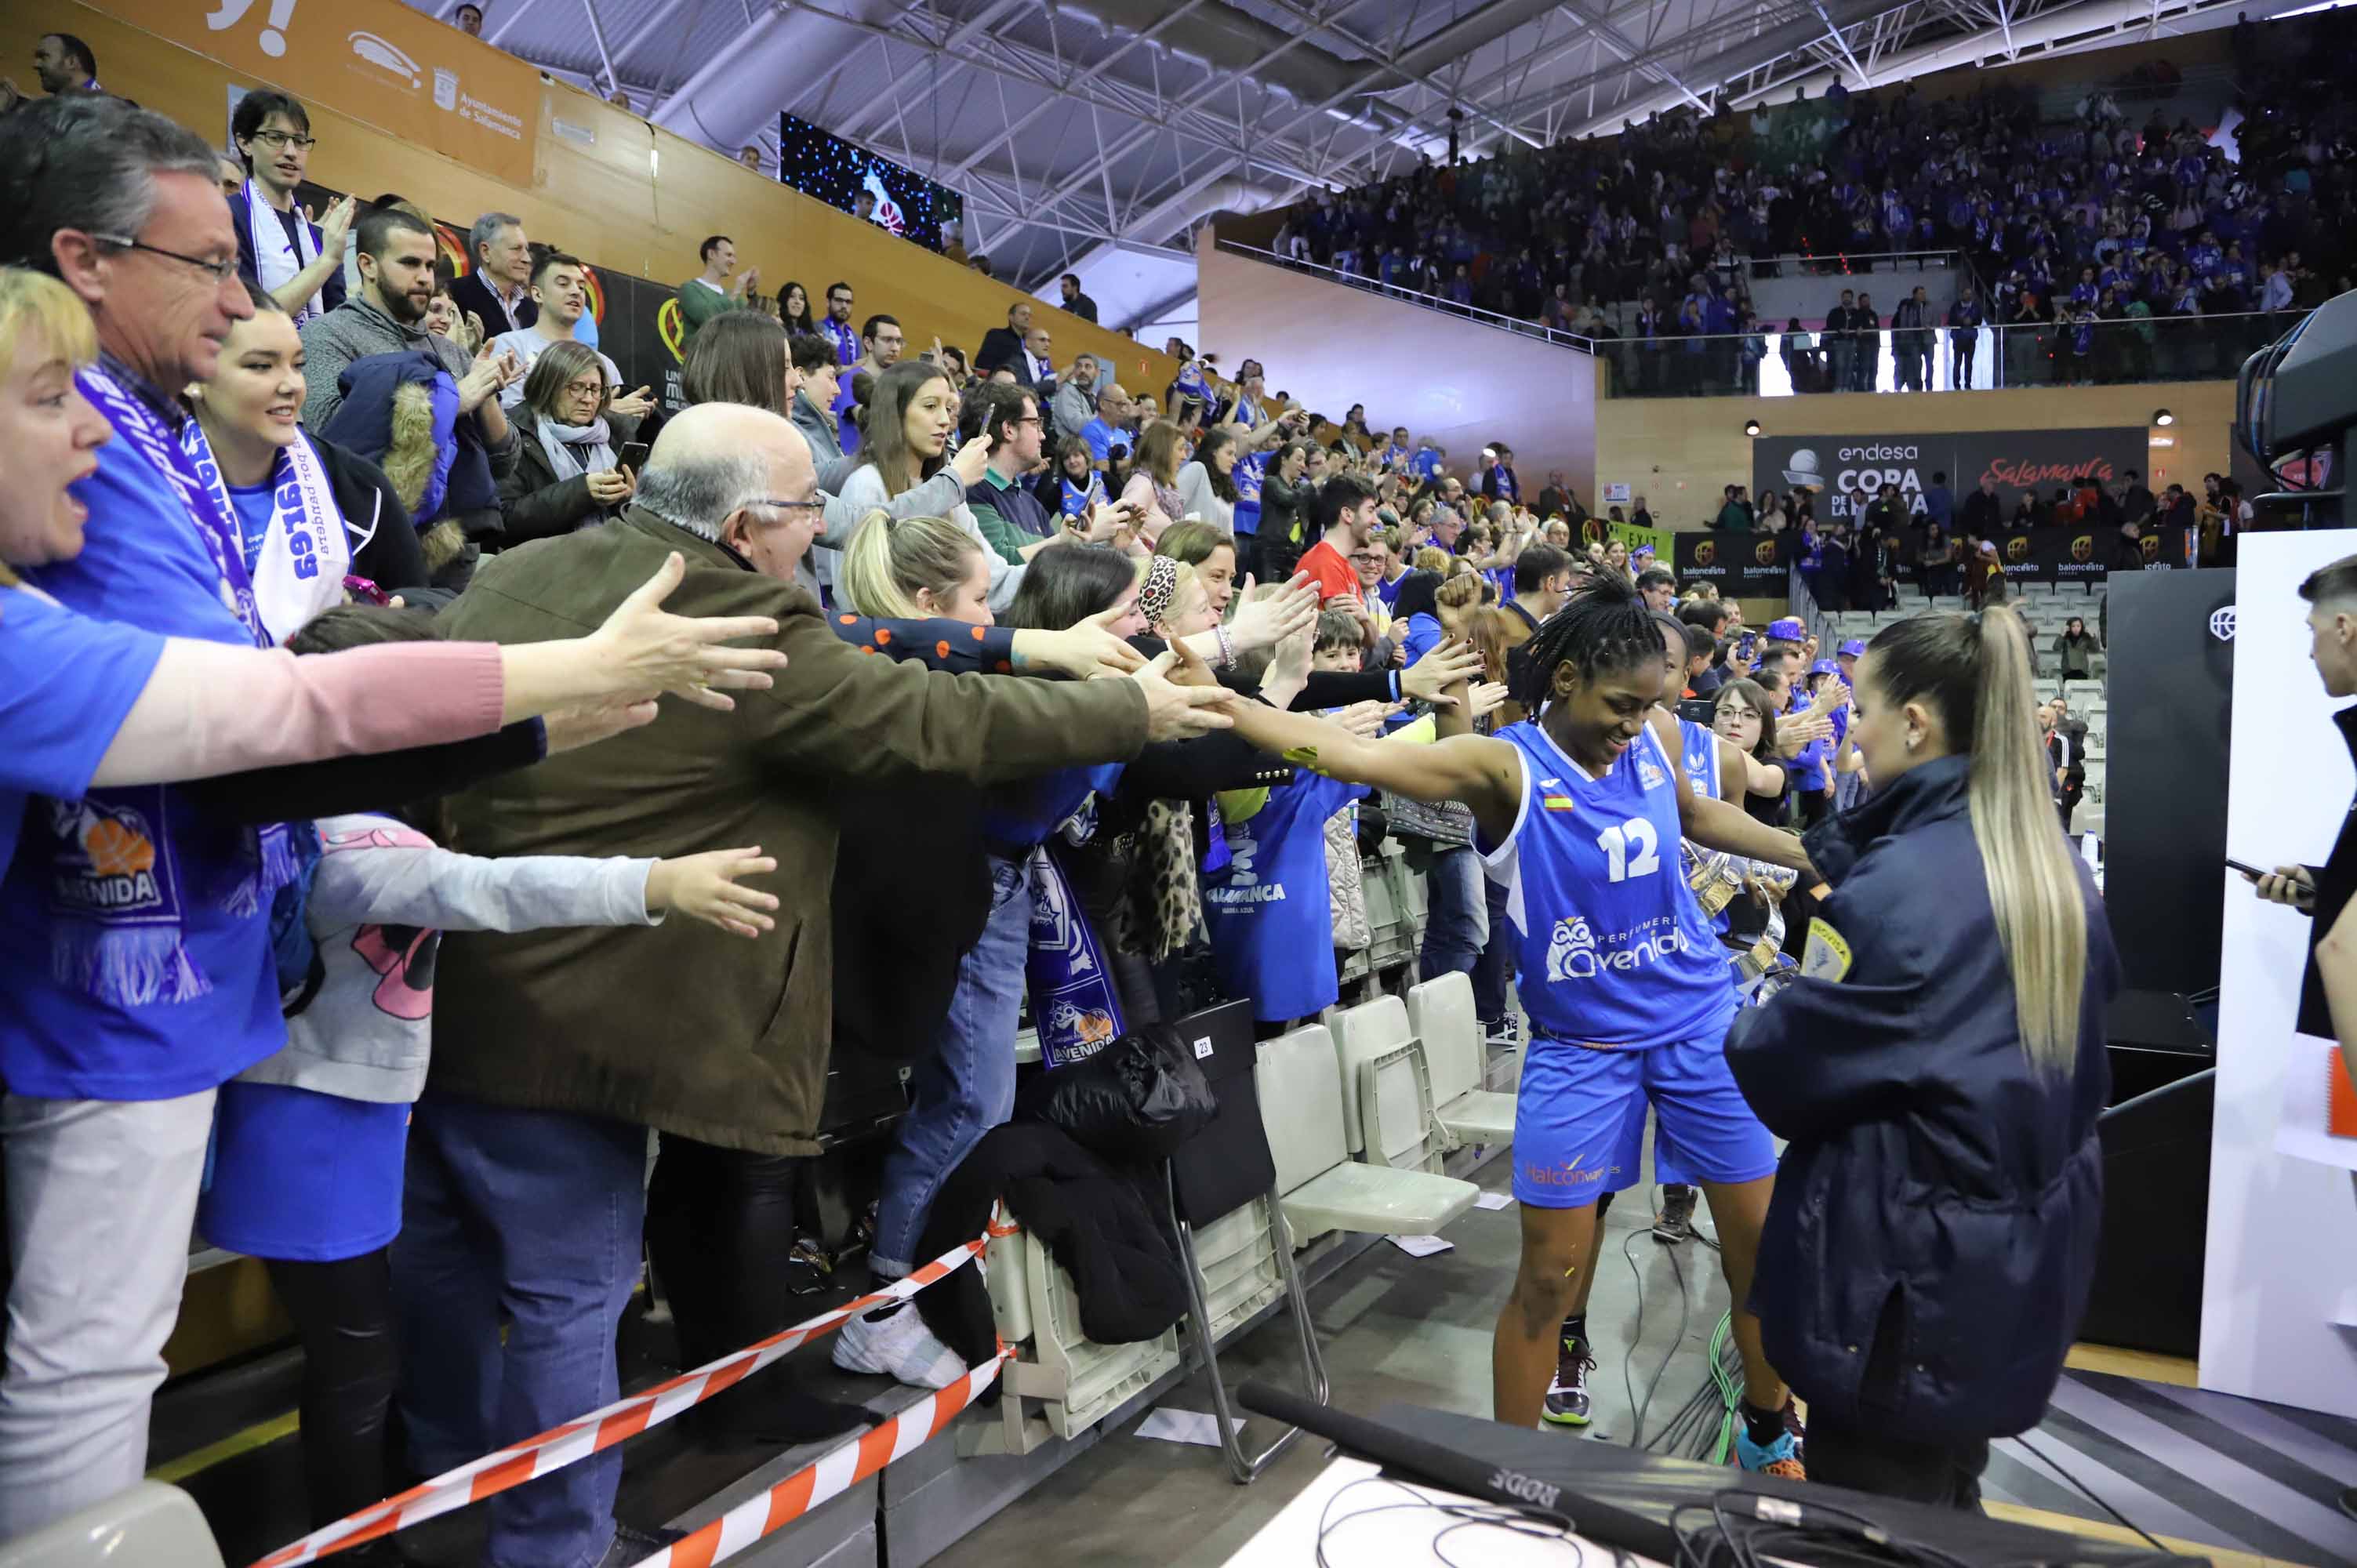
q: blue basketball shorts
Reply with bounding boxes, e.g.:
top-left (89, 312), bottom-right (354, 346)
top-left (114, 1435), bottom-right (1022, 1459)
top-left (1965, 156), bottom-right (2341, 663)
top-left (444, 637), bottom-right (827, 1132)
top-left (1509, 1029), bottom-right (1777, 1209)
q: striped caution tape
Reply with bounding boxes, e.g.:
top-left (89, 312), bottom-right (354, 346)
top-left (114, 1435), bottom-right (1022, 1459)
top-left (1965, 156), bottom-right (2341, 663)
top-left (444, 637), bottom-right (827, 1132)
top-left (250, 1234), bottom-right (993, 1568)
top-left (624, 1349), bottom-right (1011, 1568)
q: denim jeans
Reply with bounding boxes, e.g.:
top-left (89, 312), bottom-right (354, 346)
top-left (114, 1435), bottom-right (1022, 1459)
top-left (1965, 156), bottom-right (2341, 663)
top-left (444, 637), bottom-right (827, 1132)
top-left (1472, 870), bottom-right (1516, 1022)
top-left (1419, 846), bottom-right (1489, 982)
top-left (391, 1095), bottom-right (648, 1568)
top-left (870, 855), bottom-right (1029, 1277)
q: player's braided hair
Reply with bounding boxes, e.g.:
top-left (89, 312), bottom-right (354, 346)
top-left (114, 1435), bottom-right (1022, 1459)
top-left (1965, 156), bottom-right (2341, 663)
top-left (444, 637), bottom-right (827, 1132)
top-left (1509, 574), bottom-right (1663, 717)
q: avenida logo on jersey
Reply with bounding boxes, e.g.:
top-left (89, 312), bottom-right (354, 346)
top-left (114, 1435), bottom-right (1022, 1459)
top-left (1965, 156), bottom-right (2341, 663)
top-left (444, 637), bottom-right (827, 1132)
top-left (1545, 913), bottom-right (1687, 982)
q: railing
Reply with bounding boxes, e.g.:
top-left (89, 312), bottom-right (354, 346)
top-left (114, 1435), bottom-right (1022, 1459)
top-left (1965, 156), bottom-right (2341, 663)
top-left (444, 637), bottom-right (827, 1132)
top-left (1603, 312), bottom-right (2295, 399)
top-left (1723, 249), bottom-right (1966, 282)
top-left (1216, 240), bottom-right (1602, 354)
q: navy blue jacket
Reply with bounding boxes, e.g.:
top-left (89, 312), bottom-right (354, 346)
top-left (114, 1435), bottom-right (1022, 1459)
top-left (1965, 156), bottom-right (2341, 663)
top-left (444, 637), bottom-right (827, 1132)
top-left (1725, 754), bottom-right (2115, 1445)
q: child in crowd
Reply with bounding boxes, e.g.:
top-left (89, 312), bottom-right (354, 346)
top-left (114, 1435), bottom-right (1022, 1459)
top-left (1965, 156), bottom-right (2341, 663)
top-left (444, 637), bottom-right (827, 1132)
top-left (194, 604), bottom-right (777, 1536)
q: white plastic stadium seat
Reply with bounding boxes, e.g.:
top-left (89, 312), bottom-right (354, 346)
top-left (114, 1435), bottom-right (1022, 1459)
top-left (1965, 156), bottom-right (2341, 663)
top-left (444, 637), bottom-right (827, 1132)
top-left (1255, 1025), bottom-right (1476, 1242)
top-left (1404, 974), bottom-right (1516, 1151)
top-left (1328, 995), bottom-right (1448, 1172)
top-left (0, 1483), bottom-right (225, 1568)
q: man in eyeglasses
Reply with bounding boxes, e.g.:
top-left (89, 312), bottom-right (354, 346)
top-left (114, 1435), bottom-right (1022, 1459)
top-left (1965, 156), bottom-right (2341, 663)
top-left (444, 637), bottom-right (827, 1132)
top-left (227, 89), bottom-right (354, 323)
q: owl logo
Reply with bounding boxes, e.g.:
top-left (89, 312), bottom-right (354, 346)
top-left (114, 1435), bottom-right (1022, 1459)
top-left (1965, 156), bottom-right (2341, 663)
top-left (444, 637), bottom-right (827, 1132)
top-left (1545, 916), bottom-right (1596, 982)
top-left (1226, 819), bottom-right (1262, 887)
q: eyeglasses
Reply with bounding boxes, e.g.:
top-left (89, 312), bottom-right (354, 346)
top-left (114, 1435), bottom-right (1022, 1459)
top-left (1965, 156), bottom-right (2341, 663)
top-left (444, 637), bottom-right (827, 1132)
top-left (247, 129), bottom-right (317, 151)
top-left (563, 379), bottom-right (606, 399)
top-left (746, 497), bottom-right (826, 518)
top-left (93, 235), bottom-right (241, 285)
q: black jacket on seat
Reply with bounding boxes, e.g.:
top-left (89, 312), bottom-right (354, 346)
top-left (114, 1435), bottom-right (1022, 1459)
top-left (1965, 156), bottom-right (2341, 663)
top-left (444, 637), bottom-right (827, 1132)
top-left (1726, 753), bottom-right (2116, 1445)
top-left (914, 1121), bottom-right (1187, 1372)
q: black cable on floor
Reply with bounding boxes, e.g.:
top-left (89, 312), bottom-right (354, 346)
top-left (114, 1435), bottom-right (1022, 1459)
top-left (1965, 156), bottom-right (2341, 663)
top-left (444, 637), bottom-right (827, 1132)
top-left (1621, 1192), bottom-right (1688, 1449)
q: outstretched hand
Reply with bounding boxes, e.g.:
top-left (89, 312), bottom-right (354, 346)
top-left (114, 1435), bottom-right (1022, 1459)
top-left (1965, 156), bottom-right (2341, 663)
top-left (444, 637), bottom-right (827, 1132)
top-left (646, 847), bottom-right (779, 938)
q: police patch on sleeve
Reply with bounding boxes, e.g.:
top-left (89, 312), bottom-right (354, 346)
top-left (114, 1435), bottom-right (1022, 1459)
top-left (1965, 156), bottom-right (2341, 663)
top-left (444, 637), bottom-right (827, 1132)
top-left (1801, 920), bottom-right (1853, 982)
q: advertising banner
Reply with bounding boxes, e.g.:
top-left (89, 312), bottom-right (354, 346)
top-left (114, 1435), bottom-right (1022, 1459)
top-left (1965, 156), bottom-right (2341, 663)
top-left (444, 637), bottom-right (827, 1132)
top-left (1983, 521), bottom-right (2195, 583)
top-left (1751, 427), bottom-right (2148, 524)
top-left (1672, 531), bottom-right (1789, 593)
top-left (120, 0), bottom-right (541, 185)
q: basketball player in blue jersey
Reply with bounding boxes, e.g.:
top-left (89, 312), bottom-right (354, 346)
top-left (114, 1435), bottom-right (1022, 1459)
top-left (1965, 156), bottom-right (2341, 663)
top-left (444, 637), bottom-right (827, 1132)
top-left (1186, 579), bottom-right (1815, 1472)
top-left (1538, 612), bottom-right (1796, 1428)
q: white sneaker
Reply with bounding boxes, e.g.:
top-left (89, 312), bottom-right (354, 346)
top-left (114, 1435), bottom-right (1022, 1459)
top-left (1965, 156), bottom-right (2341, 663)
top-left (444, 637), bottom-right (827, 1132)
top-left (830, 1301), bottom-right (967, 1390)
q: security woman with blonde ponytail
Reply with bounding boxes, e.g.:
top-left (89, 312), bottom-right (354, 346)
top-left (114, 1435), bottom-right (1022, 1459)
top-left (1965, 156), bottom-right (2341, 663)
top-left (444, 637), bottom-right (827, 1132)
top-left (1726, 602), bottom-right (2118, 1509)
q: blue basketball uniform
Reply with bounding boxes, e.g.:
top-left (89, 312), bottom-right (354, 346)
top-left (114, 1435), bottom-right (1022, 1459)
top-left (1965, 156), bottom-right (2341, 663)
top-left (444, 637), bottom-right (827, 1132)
top-left (1478, 720), bottom-right (1772, 1207)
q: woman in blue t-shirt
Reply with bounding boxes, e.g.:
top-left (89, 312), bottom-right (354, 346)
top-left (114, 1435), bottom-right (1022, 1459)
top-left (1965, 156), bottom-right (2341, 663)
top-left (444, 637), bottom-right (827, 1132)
top-left (1197, 577), bottom-right (1816, 1471)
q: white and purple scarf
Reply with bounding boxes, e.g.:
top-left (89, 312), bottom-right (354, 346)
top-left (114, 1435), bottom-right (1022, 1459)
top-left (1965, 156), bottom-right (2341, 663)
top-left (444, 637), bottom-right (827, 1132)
top-left (181, 421), bottom-right (350, 640)
top-left (41, 367), bottom-right (306, 1005)
top-left (242, 178), bottom-right (325, 326)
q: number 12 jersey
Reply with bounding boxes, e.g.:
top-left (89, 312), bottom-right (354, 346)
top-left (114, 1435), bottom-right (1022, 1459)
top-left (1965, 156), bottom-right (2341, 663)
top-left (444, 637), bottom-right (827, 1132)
top-left (1477, 720), bottom-right (1736, 1048)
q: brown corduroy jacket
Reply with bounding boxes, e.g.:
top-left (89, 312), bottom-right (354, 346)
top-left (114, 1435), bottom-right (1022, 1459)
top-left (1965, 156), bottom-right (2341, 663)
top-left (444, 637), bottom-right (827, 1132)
top-left (428, 508), bottom-right (1149, 1154)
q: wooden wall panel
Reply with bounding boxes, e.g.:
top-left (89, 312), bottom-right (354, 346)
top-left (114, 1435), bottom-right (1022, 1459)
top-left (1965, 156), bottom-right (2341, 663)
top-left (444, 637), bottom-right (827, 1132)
top-left (19, 2), bottom-right (1175, 393)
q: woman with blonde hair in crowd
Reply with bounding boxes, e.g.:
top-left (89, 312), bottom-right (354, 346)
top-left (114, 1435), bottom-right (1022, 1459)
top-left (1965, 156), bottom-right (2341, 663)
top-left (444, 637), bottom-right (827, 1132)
top-left (1727, 604), bottom-right (2115, 1506)
top-left (837, 510), bottom-right (993, 624)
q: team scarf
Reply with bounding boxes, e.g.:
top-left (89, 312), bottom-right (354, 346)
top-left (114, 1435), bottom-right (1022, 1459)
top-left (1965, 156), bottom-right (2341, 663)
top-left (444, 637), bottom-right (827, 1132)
top-left (1025, 842), bottom-right (1128, 1069)
top-left (242, 179), bottom-right (324, 326)
top-left (180, 421), bottom-right (351, 641)
top-left (42, 366), bottom-right (306, 1005)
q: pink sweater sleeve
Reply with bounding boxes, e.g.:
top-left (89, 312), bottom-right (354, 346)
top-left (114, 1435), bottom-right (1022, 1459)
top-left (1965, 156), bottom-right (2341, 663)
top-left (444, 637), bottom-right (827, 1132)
top-left (90, 640), bottom-right (510, 789)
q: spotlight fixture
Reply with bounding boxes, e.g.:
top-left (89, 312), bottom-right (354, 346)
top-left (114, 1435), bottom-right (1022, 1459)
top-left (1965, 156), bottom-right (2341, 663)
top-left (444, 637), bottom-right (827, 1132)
top-left (1743, 419), bottom-right (1762, 436)
top-left (2153, 408), bottom-right (2174, 426)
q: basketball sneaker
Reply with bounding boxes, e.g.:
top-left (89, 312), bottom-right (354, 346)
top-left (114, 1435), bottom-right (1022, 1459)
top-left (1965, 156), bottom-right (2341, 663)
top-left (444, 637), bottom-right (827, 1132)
top-left (1541, 1332), bottom-right (1596, 1426)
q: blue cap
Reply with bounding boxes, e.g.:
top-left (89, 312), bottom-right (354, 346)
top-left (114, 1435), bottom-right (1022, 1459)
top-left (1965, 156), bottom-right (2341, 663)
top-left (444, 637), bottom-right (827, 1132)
top-left (1838, 638), bottom-right (1867, 657)
top-left (1766, 617), bottom-right (1806, 641)
top-left (1810, 659), bottom-right (1839, 677)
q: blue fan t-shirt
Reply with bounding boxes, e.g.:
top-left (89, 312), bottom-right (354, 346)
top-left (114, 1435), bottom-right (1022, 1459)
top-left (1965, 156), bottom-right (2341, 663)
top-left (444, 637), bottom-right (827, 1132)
top-left (0, 586), bottom-right (167, 880)
top-left (3, 431), bottom-right (288, 1101)
top-left (1204, 771), bottom-right (1367, 1022)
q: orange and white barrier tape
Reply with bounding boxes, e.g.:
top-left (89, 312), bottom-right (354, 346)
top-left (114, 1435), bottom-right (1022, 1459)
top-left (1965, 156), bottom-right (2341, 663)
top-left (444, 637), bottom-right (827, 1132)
top-left (625, 1348), bottom-right (1011, 1568)
top-left (251, 1235), bottom-right (993, 1568)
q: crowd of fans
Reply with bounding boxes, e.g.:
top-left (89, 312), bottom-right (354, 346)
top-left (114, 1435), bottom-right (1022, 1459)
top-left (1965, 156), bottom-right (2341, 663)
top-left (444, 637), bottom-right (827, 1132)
top-left (0, 22), bottom-right (2194, 1568)
top-left (1267, 8), bottom-right (2355, 389)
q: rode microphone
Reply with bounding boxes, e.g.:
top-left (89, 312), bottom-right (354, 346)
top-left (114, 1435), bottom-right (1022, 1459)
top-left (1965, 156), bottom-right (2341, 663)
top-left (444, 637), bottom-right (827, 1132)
top-left (1235, 1381), bottom-right (1675, 1559)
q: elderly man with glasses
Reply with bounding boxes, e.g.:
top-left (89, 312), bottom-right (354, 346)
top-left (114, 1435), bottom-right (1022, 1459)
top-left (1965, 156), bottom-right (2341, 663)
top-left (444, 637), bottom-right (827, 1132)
top-left (416, 401), bottom-right (1230, 1568)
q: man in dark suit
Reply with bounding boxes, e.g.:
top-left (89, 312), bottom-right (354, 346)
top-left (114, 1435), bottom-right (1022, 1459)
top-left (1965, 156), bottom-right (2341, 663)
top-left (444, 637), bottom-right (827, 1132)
top-left (975, 300), bottom-right (1031, 377)
top-left (1961, 473), bottom-right (2003, 536)
top-left (1058, 273), bottom-right (1099, 323)
top-left (1015, 325), bottom-right (1055, 392)
top-left (451, 210), bottom-right (537, 338)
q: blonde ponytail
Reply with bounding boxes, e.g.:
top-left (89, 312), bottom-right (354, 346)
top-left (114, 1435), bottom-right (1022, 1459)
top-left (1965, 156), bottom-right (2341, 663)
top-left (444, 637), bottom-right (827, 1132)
top-left (836, 509), bottom-right (982, 621)
top-left (1968, 603), bottom-right (2086, 1077)
top-left (1867, 604), bottom-right (2086, 1078)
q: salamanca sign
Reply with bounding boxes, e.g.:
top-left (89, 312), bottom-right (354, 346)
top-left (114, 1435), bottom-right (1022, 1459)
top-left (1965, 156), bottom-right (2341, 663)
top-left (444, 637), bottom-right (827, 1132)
top-left (1754, 427), bottom-right (2145, 522)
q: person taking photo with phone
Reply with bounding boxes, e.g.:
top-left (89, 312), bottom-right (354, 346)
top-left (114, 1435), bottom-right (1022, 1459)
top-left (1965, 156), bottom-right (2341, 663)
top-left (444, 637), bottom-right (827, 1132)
top-left (498, 340), bottom-right (644, 542)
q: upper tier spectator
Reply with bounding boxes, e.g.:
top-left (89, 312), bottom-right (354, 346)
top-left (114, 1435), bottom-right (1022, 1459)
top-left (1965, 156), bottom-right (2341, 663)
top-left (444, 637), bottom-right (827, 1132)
top-left (450, 211), bottom-right (536, 338)
top-left (817, 279), bottom-right (858, 367)
top-left (975, 299), bottom-right (1030, 376)
top-left (1015, 325), bottom-right (1054, 390)
top-left (1058, 271), bottom-right (1099, 322)
top-left (455, 2), bottom-right (485, 35)
top-left (738, 143), bottom-right (764, 172)
top-left (676, 234), bottom-right (759, 349)
top-left (2, 32), bottom-right (100, 111)
top-left (227, 90), bottom-right (350, 324)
